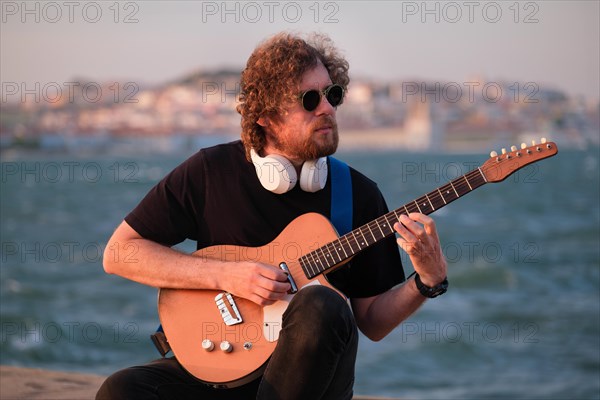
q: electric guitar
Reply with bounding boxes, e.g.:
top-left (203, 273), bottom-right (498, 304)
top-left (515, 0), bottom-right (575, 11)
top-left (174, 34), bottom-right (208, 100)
top-left (158, 139), bottom-right (558, 388)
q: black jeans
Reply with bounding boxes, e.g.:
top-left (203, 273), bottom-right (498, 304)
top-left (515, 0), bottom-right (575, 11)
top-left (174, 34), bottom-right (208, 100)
top-left (96, 285), bottom-right (358, 400)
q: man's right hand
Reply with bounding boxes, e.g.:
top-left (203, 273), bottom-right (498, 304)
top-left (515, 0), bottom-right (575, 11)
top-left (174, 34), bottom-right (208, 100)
top-left (219, 261), bottom-right (291, 306)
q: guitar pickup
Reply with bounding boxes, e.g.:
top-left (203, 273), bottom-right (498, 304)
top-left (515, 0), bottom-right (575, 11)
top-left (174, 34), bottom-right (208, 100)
top-left (215, 293), bottom-right (243, 326)
top-left (279, 263), bottom-right (298, 294)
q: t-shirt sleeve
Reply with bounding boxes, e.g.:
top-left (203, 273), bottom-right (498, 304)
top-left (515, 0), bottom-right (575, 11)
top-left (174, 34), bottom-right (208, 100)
top-left (124, 152), bottom-right (205, 247)
top-left (327, 174), bottom-right (405, 299)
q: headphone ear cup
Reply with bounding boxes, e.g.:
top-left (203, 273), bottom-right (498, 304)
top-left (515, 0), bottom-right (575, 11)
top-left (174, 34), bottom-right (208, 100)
top-left (299, 157), bottom-right (328, 193)
top-left (251, 149), bottom-right (298, 194)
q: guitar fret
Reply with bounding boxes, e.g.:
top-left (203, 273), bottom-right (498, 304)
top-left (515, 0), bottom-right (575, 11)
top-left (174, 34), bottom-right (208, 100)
top-left (356, 230), bottom-right (367, 248)
top-left (375, 219), bottom-right (385, 237)
top-left (387, 213), bottom-right (397, 231)
top-left (334, 242), bottom-right (344, 262)
top-left (304, 256), bottom-right (317, 277)
top-left (361, 228), bottom-right (369, 246)
top-left (381, 214), bottom-right (394, 234)
top-left (344, 235), bottom-right (355, 253)
top-left (328, 242), bottom-right (342, 264)
top-left (449, 181), bottom-right (460, 197)
top-left (463, 175), bottom-right (473, 190)
top-left (344, 234), bottom-right (356, 254)
top-left (326, 240), bottom-right (341, 261)
top-left (323, 247), bottom-right (336, 265)
top-left (339, 235), bottom-right (351, 256)
top-left (322, 245), bottom-right (335, 266)
top-left (477, 167), bottom-right (488, 183)
top-left (413, 200), bottom-right (422, 213)
top-left (425, 194), bottom-right (435, 210)
top-left (316, 251), bottom-right (330, 271)
top-left (473, 170), bottom-right (487, 187)
top-left (377, 220), bottom-right (388, 238)
top-left (338, 239), bottom-right (349, 258)
top-left (366, 223), bottom-right (376, 243)
top-left (308, 253), bottom-right (319, 274)
top-left (437, 188), bottom-right (447, 204)
top-left (315, 251), bottom-right (328, 273)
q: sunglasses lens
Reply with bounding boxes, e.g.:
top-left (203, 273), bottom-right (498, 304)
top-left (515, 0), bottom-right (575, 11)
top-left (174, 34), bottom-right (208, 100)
top-left (326, 85), bottom-right (344, 107)
top-left (301, 85), bottom-right (344, 111)
top-left (302, 90), bottom-right (321, 111)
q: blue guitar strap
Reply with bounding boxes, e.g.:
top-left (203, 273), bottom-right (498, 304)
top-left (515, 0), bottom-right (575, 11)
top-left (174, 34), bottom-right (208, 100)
top-left (328, 157), bottom-right (353, 235)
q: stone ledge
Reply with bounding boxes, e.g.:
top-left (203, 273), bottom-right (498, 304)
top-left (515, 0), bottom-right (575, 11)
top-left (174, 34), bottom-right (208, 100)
top-left (0, 365), bottom-right (400, 399)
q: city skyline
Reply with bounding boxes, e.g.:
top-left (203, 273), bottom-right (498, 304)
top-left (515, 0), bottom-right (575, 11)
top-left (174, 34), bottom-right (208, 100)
top-left (1, 1), bottom-right (599, 101)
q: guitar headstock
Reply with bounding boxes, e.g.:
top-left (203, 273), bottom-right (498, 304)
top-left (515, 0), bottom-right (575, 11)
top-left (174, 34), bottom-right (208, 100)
top-left (481, 138), bottom-right (558, 182)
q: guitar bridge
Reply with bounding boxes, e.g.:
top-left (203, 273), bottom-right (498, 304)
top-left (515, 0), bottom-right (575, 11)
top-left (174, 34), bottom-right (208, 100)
top-left (215, 293), bottom-right (243, 326)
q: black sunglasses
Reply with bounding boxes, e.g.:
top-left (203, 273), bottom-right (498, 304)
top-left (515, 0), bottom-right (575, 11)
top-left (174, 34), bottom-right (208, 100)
top-left (299, 84), bottom-right (345, 112)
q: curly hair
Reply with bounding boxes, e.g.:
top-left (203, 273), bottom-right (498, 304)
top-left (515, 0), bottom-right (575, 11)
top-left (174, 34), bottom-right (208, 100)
top-left (237, 32), bottom-right (350, 160)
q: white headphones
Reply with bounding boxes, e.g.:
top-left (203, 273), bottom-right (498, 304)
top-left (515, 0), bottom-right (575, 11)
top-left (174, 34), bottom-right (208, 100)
top-left (250, 149), bottom-right (328, 194)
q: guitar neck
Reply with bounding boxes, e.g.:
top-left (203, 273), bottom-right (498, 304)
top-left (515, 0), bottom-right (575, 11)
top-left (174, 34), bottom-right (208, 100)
top-left (300, 167), bottom-right (488, 279)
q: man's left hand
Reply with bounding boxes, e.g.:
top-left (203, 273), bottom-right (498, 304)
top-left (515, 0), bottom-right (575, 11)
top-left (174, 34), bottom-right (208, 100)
top-left (394, 213), bottom-right (447, 286)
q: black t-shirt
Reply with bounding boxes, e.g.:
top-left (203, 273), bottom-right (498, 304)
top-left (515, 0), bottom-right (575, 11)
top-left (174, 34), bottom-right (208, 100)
top-left (125, 140), bottom-right (404, 298)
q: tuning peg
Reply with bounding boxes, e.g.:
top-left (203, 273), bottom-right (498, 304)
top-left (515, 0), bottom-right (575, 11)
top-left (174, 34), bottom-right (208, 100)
top-left (490, 150), bottom-right (498, 158)
top-left (531, 139), bottom-right (536, 146)
top-left (521, 143), bottom-right (527, 149)
top-left (511, 145), bottom-right (517, 152)
top-left (501, 148), bottom-right (507, 155)
top-left (541, 137), bottom-right (547, 144)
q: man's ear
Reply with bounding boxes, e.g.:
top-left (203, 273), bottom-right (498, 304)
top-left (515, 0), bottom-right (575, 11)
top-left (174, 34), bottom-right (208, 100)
top-left (257, 116), bottom-right (269, 127)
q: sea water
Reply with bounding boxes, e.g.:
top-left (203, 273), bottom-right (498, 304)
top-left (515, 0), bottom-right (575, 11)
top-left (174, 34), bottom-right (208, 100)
top-left (1, 140), bottom-right (598, 399)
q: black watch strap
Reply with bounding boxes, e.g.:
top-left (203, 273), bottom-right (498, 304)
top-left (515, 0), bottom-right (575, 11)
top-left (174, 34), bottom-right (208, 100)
top-left (414, 273), bottom-right (448, 298)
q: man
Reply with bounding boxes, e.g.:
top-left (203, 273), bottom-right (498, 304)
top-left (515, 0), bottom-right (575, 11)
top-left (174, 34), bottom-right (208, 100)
top-left (97, 32), bottom-right (447, 399)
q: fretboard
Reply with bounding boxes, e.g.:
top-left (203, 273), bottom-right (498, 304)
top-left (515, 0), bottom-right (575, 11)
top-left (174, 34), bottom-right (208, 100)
top-left (299, 167), bottom-right (488, 279)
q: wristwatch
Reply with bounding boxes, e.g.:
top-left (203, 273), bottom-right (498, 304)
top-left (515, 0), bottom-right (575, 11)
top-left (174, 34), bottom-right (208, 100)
top-left (414, 273), bottom-right (448, 298)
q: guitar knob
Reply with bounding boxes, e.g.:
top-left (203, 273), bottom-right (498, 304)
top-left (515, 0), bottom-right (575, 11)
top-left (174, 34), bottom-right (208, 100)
top-left (220, 341), bottom-right (233, 353)
top-left (501, 148), bottom-right (507, 155)
top-left (541, 137), bottom-right (547, 144)
top-left (531, 139), bottom-right (537, 146)
top-left (202, 339), bottom-right (215, 352)
top-left (511, 145), bottom-right (517, 152)
top-left (521, 143), bottom-right (527, 149)
top-left (490, 151), bottom-right (498, 158)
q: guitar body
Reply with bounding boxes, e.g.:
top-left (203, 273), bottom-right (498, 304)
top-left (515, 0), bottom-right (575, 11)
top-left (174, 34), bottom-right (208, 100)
top-left (158, 213), bottom-right (346, 388)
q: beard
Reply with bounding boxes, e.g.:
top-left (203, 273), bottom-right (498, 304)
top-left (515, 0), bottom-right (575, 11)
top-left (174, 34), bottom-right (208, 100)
top-left (269, 115), bottom-right (339, 161)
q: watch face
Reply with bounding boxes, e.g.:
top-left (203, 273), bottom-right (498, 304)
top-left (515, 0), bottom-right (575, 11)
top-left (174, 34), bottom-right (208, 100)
top-left (432, 279), bottom-right (448, 297)
top-left (430, 282), bottom-right (448, 297)
top-left (416, 275), bottom-right (448, 298)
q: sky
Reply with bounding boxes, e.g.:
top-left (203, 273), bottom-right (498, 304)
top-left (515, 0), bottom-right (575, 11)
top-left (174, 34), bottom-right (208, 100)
top-left (1, 1), bottom-right (599, 100)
